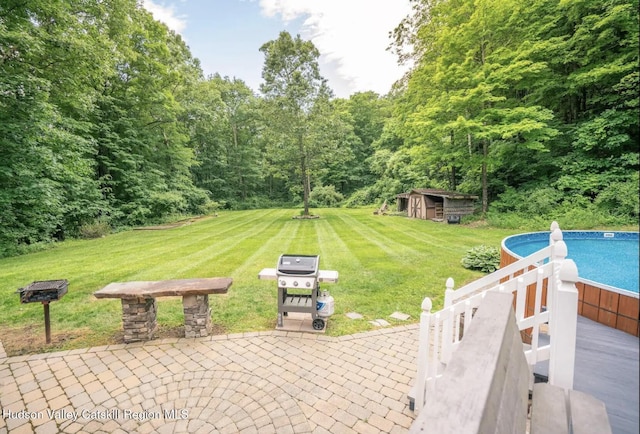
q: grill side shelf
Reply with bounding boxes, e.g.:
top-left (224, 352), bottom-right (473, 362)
top-left (258, 268), bottom-right (339, 283)
top-left (318, 270), bottom-right (339, 283)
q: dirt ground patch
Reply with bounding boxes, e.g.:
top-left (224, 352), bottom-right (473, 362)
top-left (1, 325), bottom-right (102, 357)
top-left (1, 322), bottom-right (227, 357)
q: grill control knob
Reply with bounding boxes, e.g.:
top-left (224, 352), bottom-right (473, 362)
top-left (293, 281), bottom-right (298, 287)
top-left (306, 281), bottom-right (311, 287)
top-left (280, 280), bottom-right (286, 286)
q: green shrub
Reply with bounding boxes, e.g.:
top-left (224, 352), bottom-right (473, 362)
top-left (486, 212), bottom-right (550, 230)
top-left (147, 191), bottom-right (188, 218)
top-left (461, 245), bottom-right (501, 273)
top-left (487, 179), bottom-right (639, 229)
top-left (198, 200), bottom-right (220, 215)
top-left (344, 187), bottom-right (377, 207)
top-left (343, 179), bottom-right (403, 208)
top-left (309, 185), bottom-right (344, 207)
top-left (79, 219), bottom-right (111, 239)
top-left (183, 188), bottom-right (218, 215)
top-left (231, 196), bottom-right (291, 210)
top-left (491, 186), bottom-right (563, 215)
top-left (595, 174), bottom-right (640, 218)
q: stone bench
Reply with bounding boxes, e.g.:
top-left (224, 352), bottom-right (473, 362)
top-left (94, 278), bottom-right (232, 342)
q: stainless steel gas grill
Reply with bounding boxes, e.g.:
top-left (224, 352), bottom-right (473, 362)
top-left (259, 254), bottom-right (338, 330)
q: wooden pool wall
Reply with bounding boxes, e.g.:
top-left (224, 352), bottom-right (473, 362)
top-left (500, 250), bottom-right (639, 337)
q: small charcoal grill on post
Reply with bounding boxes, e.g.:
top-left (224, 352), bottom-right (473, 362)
top-left (17, 280), bottom-right (68, 344)
top-left (259, 254), bottom-right (338, 330)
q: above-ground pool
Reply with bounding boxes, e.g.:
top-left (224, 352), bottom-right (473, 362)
top-left (501, 230), bottom-right (639, 337)
top-left (503, 231), bottom-right (639, 294)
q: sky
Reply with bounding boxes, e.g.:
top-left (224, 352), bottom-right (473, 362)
top-left (141, 0), bottom-right (412, 98)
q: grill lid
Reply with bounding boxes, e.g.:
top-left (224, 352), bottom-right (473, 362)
top-left (277, 254), bottom-right (319, 275)
top-left (17, 279), bottom-right (69, 303)
top-left (18, 280), bottom-right (68, 292)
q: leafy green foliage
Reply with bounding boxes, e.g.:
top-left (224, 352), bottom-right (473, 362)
top-left (0, 0), bottom-right (211, 255)
top-left (188, 75), bottom-right (263, 205)
top-left (595, 173), bottom-right (640, 218)
top-left (461, 245), bottom-right (501, 273)
top-left (79, 219), bottom-right (112, 239)
top-left (378, 0), bottom-right (639, 220)
top-left (259, 31), bottom-right (337, 216)
top-left (309, 185), bottom-right (344, 208)
top-left (343, 177), bottom-right (404, 208)
top-left (1, 0), bottom-right (638, 258)
top-left (487, 179), bottom-right (638, 230)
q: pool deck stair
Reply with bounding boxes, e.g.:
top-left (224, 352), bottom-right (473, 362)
top-left (535, 315), bottom-right (640, 434)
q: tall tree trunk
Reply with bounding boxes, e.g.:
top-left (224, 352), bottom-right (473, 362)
top-left (450, 166), bottom-right (457, 191)
top-left (300, 136), bottom-right (310, 215)
top-left (482, 140), bottom-right (488, 214)
top-left (450, 130), bottom-right (457, 190)
top-left (302, 158), bottom-right (310, 216)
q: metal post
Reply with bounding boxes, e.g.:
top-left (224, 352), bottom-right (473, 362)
top-left (43, 301), bottom-right (51, 344)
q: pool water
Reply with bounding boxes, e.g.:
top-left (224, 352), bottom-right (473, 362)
top-left (504, 231), bottom-right (639, 293)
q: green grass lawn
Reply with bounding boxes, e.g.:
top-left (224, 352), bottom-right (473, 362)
top-left (0, 208), bottom-right (519, 355)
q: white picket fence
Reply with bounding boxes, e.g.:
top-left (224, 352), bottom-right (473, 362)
top-left (410, 222), bottom-right (580, 414)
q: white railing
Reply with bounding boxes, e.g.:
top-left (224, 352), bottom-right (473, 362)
top-left (410, 222), bottom-right (579, 414)
top-left (443, 221), bottom-right (564, 309)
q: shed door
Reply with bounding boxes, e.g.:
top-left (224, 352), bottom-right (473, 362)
top-left (410, 196), bottom-right (422, 218)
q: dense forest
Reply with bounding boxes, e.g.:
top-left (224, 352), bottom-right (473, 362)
top-left (1, 0), bottom-right (638, 257)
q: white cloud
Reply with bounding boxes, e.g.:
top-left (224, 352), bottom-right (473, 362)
top-left (142, 0), bottom-right (188, 34)
top-left (259, 0), bottom-right (411, 97)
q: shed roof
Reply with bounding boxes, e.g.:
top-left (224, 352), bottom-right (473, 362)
top-left (397, 189), bottom-right (478, 200)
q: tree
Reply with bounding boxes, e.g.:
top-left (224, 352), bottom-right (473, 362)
top-left (330, 92), bottom-right (393, 194)
top-left (259, 31), bottom-right (332, 215)
top-left (0, 0), bottom-right (113, 253)
top-left (389, 0), bottom-right (560, 212)
top-left (91, 3), bottom-right (208, 224)
top-left (541, 0), bottom-right (639, 204)
top-left (189, 75), bottom-right (263, 206)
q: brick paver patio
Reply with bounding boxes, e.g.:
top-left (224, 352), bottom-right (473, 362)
top-left (0, 325), bottom-right (419, 433)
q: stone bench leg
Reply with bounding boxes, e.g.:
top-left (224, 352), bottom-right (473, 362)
top-left (121, 298), bottom-right (157, 343)
top-left (183, 294), bottom-right (212, 338)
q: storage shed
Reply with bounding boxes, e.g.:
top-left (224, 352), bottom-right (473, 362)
top-left (397, 189), bottom-right (478, 221)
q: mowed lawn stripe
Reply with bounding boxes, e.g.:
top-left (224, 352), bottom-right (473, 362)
top-left (315, 213), bottom-right (363, 271)
top-left (361, 216), bottom-right (494, 292)
top-left (179, 208), bottom-right (296, 279)
top-left (124, 209), bottom-right (289, 280)
top-left (316, 210), bottom-right (489, 318)
top-left (323, 210), bottom-right (426, 298)
top-left (87, 209), bottom-right (275, 268)
top-left (224, 213), bottom-right (301, 280)
top-left (331, 210), bottom-right (422, 265)
top-left (0, 208), bottom-right (525, 353)
top-left (0, 210), bottom-right (283, 323)
top-left (282, 218), bottom-right (319, 255)
top-left (210, 213), bottom-right (305, 332)
top-left (363, 214), bottom-right (461, 252)
top-left (25, 211), bottom-right (273, 288)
